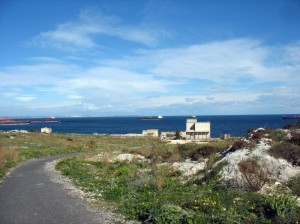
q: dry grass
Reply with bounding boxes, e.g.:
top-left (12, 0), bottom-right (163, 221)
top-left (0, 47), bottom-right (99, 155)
top-left (0, 142), bottom-right (19, 178)
top-left (238, 157), bottom-right (269, 191)
top-left (268, 142), bottom-right (300, 166)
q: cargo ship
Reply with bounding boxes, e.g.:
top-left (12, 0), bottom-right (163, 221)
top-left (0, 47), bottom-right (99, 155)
top-left (0, 117), bottom-right (60, 125)
top-left (282, 115), bottom-right (300, 119)
top-left (139, 115), bottom-right (163, 120)
top-left (30, 118), bottom-right (60, 124)
top-left (43, 118), bottom-right (60, 123)
top-left (0, 118), bottom-right (31, 125)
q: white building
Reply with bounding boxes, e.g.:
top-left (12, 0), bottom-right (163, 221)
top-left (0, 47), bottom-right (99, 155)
top-left (142, 129), bottom-right (160, 137)
top-left (186, 118), bottom-right (211, 141)
top-left (41, 127), bottom-right (52, 134)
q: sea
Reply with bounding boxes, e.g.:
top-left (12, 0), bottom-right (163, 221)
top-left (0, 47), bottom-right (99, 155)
top-left (0, 115), bottom-right (297, 138)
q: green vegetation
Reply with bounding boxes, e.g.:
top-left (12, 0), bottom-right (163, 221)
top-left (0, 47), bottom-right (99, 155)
top-left (1, 121), bottom-right (300, 223)
top-left (0, 132), bottom-right (172, 179)
top-left (268, 142), bottom-right (300, 166)
top-left (57, 156), bottom-right (300, 223)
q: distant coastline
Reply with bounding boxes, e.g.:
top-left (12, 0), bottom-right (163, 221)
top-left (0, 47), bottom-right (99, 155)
top-left (0, 115), bottom-right (296, 138)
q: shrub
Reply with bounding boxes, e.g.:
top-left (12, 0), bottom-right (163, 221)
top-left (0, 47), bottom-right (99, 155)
top-left (222, 139), bottom-right (250, 156)
top-left (66, 137), bottom-right (73, 141)
top-left (247, 193), bottom-right (300, 222)
top-left (269, 130), bottom-right (288, 142)
top-left (247, 128), bottom-right (255, 134)
top-left (250, 131), bottom-right (265, 143)
top-left (178, 144), bottom-right (220, 161)
top-left (86, 140), bottom-right (97, 149)
top-left (174, 129), bottom-right (181, 140)
top-left (289, 131), bottom-right (300, 146)
top-left (156, 204), bottom-right (194, 224)
top-left (200, 161), bottom-right (228, 183)
top-left (282, 124), bottom-right (294, 130)
top-left (268, 142), bottom-right (300, 166)
top-left (267, 194), bottom-right (299, 222)
top-left (205, 154), bottom-right (221, 171)
top-left (288, 174), bottom-right (300, 196)
top-left (283, 121), bottom-right (300, 130)
top-left (231, 139), bottom-right (249, 150)
top-left (238, 158), bottom-right (268, 191)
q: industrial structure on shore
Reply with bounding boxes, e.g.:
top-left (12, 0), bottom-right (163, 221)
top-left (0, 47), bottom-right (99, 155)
top-left (141, 117), bottom-right (211, 141)
top-left (185, 117), bottom-right (211, 141)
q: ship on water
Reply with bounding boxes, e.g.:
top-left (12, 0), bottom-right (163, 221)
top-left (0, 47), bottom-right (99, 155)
top-left (0, 117), bottom-right (60, 125)
top-left (139, 115), bottom-right (163, 120)
top-left (0, 118), bottom-right (31, 125)
top-left (282, 115), bottom-right (300, 119)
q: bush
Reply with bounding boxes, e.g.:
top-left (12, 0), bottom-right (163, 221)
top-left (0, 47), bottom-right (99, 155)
top-left (268, 142), bottom-right (300, 166)
top-left (178, 144), bottom-right (220, 161)
top-left (282, 124), bottom-right (294, 129)
top-left (289, 131), bottom-right (300, 146)
top-left (247, 193), bottom-right (300, 222)
top-left (269, 130), bottom-right (288, 142)
top-left (222, 139), bottom-right (250, 156)
top-left (283, 121), bottom-right (300, 130)
top-left (250, 131), bottom-right (265, 143)
top-left (288, 174), bottom-right (300, 197)
top-left (238, 158), bottom-right (268, 191)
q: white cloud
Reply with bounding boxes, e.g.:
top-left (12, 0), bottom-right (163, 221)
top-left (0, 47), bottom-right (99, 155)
top-left (81, 102), bottom-right (99, 111)
top-left (61, 66), bottom-right (169, 94)
top-left (0, 62), bottom-right (81, 87)
top-left (2, 92), bottom-right (19, 97)
top-left (129, 90), bottom-right (262, 109)
top-left (67, 95), bottom-right (83, 99)
top-left (2, 36), bottom-right (300, 115)
top-left (113, 39), bottom-right (299, 84)
top-left (14, 96), bottom-right (36, 102)
top-left (31, 9), bottom-right (170, 51)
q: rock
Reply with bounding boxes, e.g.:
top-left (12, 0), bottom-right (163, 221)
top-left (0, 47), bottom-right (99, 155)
top-left (86, 153), bottom-right (149, 163)
top-left (110, 153), bottom-right (148, 163)
top-left (172, 160), bottom-right (207, 176)
top-left (217, 137), bottom-right (300, 189)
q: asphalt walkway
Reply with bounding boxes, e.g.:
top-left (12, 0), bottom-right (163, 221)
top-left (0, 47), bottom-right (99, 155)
top-left (0, 155), bottom-right (118, 224)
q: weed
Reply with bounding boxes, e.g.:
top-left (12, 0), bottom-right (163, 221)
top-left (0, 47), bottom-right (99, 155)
top-left (268, 142), bottom-right (300, 166)
top-left (238, 158), bottom-right (268, 191)
top-left (288, 174), bottom-right (300, 196)
top-left (222, 139), bottom-right (250, 156)
top-left (0, 142), bottom-right (19, 178)
top-left (290, 131), bottom-right (300, 146)
top-left (178, 144), bottom-right (222, 161)
top-left (269, 130), bottom-right (289, 143)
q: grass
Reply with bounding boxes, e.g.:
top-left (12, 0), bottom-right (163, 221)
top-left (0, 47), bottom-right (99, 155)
top-left (0, 131), bottom-right (173, 179)
top-left (1, 127), bottom-right (300, 223)
top-left (268, 142), bottom-right (300, 166)
top-left (0, 143), bottom-right (19, 179)
top-left (56, 157), bottom-right (300, 223)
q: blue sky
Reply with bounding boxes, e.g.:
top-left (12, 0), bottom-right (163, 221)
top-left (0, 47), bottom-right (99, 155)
top-left (0, 0), bottom-right (300, 116)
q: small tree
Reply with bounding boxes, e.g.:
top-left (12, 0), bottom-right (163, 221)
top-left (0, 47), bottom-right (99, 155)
top-left (174, 129), bottom-right (181, 140)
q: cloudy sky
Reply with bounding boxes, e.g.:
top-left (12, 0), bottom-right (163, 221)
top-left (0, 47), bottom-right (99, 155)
top-left (1, 0), bottom-right (300, 116)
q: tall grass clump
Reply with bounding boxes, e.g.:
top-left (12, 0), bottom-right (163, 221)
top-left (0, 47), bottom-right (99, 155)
top-left (56, 156), bottom-right (300, 223)
top-left (0, 143), bottom-right (19, 178)
top-left (288, 174), bottom-right (300, 197)
top-left (268, 142), bottom-right (300, 166)
top-left (177, 143), bottom-right (222, 161)
top-left (238, 158), bottom-right (268, 191)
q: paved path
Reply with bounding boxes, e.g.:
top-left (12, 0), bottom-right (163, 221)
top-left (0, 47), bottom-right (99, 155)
top-left (0, 155), bottom-right (119, 224)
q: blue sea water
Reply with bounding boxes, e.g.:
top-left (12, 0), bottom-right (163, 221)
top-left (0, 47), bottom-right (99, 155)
top-left (0, 115), bottom-right (296, 138)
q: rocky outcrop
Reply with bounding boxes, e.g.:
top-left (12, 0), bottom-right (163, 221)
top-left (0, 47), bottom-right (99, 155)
top-left (86, 152), bottom-right (149, 163)
top-left (171, 159), bottom-right (207, 177)
top-left (110, 153), bottom-right (148, 163)
top-left (217, 133), bottom-right (300, 189)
